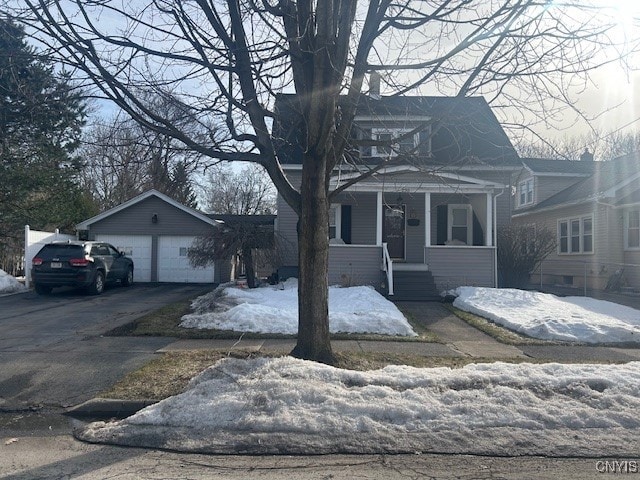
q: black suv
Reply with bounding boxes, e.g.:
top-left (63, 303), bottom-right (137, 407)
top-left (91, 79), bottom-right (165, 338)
top-left (32, 241), bottom-right (134, 295)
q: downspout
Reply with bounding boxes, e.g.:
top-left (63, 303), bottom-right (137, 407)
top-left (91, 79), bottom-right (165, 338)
top-left (493, 189), bottom-right (505, 288)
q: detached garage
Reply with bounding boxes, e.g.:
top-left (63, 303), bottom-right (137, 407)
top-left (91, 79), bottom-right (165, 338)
top-left (76, 190), bottom-right (228, 284)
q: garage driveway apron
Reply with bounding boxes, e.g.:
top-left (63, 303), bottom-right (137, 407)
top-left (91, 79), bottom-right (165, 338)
top-left (0, 284), bottom-right (210, 410)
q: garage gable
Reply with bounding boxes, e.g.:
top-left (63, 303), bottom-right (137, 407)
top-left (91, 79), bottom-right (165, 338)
top-left (77, 190), bottom-right (223, 284)
top-left (77, 190), bottom-right (220, 236)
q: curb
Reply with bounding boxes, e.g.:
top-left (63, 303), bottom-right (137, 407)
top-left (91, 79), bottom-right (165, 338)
top-left (64, 398), bottom-right (157, 420)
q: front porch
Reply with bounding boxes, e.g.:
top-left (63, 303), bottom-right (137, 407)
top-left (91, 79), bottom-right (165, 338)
top-left (327, 187), bottom-right (499, 298)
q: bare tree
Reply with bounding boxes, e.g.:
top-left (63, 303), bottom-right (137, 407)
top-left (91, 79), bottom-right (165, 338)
top-left (202, 164), bottom-right (275, 215)
top-left (81, 114), bottom-right (201, 208)
top-left (11, 0), bottom-right (639, 363)
top-left (498, 224), bottom-right (556, 288)
top-left (517, 129), bottom-right (640, 162)
top-left (191, 163), bottom-right (276, 288)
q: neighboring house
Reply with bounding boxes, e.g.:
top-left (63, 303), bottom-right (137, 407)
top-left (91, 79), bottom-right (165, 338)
top-left (511, 152), bottom-right (640, 290)
top-left (273, 93), bottom-right (522, 299)
top-left (76, 190), bottom-right (230, 284)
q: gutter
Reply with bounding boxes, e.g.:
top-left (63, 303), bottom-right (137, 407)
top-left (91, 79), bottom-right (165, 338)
top-left (494, 188), bottom-right (505, 288)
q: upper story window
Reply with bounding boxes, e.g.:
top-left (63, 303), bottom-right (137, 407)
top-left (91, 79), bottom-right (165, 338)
top-left (371, 127), bottom-right (418, 157)
top-left (518, 178), bottom-right (534, 207)
top-left (558, 215), bottom-right (593, 254)
top-left (625, 210), bottom-right (640, 250)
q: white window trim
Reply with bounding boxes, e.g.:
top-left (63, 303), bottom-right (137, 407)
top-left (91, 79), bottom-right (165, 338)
top-left (624, 209), bottom-right (640, 250)
top-left (448, 204), bottom-right (473, 246)
top-left (517, 178), bottom-right (534, 207)
top-left (371, 127), bottom-right (418, 157)
top-left (557, 214), bottom-right (594, 255)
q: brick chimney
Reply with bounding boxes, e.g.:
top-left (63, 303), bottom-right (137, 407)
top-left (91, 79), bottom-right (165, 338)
top-left (580, 148), bottom-right (594, 162)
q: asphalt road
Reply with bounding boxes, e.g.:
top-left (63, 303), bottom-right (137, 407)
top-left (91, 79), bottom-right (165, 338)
top-left (0, 283), bottom-right (210, 410)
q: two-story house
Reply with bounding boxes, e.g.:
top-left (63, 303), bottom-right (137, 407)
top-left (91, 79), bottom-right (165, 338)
top-left (512, 151), bottom-right (640, 290)
top-left (273, 93), bottom-right (521, 299)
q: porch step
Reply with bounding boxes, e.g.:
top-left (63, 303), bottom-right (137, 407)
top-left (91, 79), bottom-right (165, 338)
top-left (389, 270), bottom-right (441, 302)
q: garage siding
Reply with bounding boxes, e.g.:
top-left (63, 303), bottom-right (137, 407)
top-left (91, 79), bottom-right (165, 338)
top-left (87, 196), bottom-right (218, 283)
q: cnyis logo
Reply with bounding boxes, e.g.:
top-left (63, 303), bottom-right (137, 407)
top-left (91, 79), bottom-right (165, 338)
top-left (595, 460), bottom-right (639, 474)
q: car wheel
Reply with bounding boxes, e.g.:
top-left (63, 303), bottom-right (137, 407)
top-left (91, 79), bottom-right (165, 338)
top-left (34, 284), bottom-right (52, 295)
top-left (88, 271), bottom-right (105, 295)
top-left (122, 267), bottom-right (133, 287)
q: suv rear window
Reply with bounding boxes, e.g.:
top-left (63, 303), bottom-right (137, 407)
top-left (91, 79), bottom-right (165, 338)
top-left (37, 245), bottom-right (85, 259)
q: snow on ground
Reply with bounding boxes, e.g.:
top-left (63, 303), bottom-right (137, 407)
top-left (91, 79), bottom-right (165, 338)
top-left (180, 280), bottom-right (416, 336)
top-left (453, 287), bottom-right (640, 344)
top-left (0, 269), bottom-right (27, 294)
top-left (78, 357), bottom-right (640, 456)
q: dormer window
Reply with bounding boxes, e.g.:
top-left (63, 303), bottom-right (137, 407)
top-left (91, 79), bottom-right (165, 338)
top-left (518, 178), bottom-right (534, 206)
top-left (371, 128), bottom-right (417, 157)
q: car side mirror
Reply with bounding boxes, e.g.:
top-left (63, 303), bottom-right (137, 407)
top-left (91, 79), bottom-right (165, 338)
top-left (119, 251), bottom-right (125, 257)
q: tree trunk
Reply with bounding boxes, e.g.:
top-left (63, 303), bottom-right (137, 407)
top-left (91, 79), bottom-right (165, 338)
top-left (290, 152), bottom-right (334, 364)
top-left (243, 247), bottom-right (257, 288)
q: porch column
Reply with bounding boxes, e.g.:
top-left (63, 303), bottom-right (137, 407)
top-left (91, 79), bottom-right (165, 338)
top-left (424, 193), bottom-right (431, 247)
top-left (486, 193), bottom-right (493, 246)
top-left (376, 191), bottom-right (383, 245)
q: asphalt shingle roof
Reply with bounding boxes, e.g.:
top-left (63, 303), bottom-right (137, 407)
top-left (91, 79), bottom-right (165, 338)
top-left (521, 157), bottom-right (596, 175)
top-left (521, 152), bottom-right (640, 212)
top-left (273, 94), bottom-right (520, 168)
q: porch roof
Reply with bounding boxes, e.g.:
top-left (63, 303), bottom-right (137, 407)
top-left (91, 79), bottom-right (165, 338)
top-left (330, 166), bottom-right (507, 193)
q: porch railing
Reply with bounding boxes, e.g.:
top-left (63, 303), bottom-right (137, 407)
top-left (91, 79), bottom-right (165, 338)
top-left (382, 242), bottom-right (394, 295)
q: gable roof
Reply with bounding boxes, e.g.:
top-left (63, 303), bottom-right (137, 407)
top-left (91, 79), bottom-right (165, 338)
top-left (521, 157), bottom-right (596, 176)
top-left (273, 94), bottom-right (520, 168)
top-left (76, 190), bottom-right (221, 229)
top-left (515, 152), bottom-right (640, 215)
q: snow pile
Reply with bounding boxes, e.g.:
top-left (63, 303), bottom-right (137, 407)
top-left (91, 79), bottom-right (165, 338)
top-left (78, 357), bottom-right (640, 456)
top-left (0, 269), bottom-right (26, 294)
top-left (453, 287), bottom-right (640, 343)
top-left (180, 280), bottom-right (416, 337)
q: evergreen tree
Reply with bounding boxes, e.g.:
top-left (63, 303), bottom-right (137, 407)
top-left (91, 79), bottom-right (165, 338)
top-left (0, 19), bottom-right (93, 269)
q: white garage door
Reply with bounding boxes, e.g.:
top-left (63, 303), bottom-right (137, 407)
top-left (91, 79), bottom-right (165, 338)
top-left (158, 236), bottom-right (215, 283)
top-left (94, 235), bottom-right (152, 282)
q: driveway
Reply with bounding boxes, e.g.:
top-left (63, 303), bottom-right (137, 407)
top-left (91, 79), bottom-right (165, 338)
top-left (0, 283), bottom-right (211, 412)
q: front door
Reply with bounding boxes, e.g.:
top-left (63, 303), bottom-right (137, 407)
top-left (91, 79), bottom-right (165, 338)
top-left (383, 204), bottom-right (406, 260)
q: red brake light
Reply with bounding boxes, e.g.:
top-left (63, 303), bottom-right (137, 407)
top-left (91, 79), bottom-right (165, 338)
top-left (32, 257), bottom-right (43, 266)
top-left (69, 258), bottom-right (91, 267)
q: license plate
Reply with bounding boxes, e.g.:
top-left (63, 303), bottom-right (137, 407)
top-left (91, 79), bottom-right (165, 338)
top-left (50, 262), bottom-right (62, 268)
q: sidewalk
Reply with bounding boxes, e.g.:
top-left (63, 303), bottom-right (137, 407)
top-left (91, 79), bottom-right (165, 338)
top-left (157, 302), bottom-right (640, 363)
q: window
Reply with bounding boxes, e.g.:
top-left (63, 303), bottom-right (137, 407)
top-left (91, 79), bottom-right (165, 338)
top-left (518, 178), bottom-right (534, 206)
top-left (329, 204), bottom-right (341, 240)
top-left (179, 247), bottom-right (188, 257)
top-left (371, 128), bottom-right (417, 157)
top-left (625, 210), bottom-right (640, 249)
top-left (558, 215), bottom-right (594, 254)
top-left (448, 205), bottom-right (472, 245)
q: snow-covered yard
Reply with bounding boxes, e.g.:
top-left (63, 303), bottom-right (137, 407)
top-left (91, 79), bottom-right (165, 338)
top-left (77, 285), bottom-right (640, 455)
top-left (453, 287), bottom-right (640, 344)
top-left (0, 269), bottom-right (27, 294)
top-left (180, 280), bottom-right (417, 337)
top-left (79, 356), bottom-right (640, 456)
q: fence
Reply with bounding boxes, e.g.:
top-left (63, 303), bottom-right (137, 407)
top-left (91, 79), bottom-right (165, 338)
top-left (24, 225), bottom-right (75, 288)
top-left (533, 258), bottom-right (640, 297)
